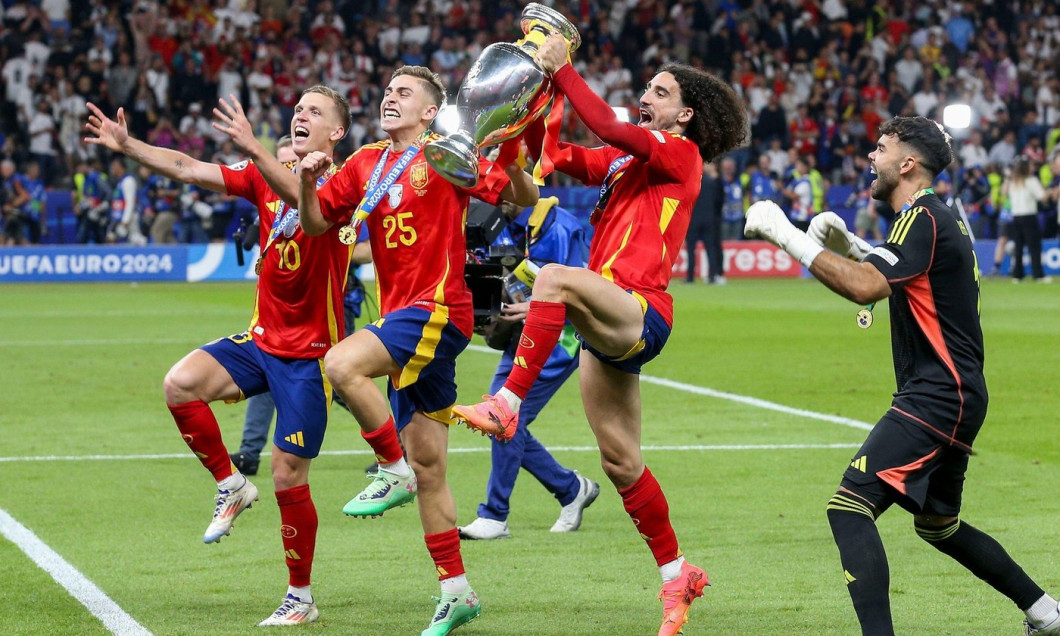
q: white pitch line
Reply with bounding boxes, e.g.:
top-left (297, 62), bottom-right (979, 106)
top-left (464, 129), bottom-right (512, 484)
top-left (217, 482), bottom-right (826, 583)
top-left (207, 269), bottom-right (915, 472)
top-left (0, 443), bottom-right (859, 464)
top-left (0, 508), bottom-right (152, 636)
top-left (464, 344), bottom-right (875, 432)
top-left (0, 337), bottom-right (875, 431)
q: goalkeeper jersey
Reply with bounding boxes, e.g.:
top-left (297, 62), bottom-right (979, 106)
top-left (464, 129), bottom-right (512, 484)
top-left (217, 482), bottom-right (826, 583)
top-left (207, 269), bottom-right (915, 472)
top-left (864, 191), bottom-right (986, 451)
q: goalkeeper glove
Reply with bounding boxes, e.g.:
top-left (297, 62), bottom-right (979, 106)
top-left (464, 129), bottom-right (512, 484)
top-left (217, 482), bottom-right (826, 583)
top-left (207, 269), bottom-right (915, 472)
top-left (744, 201), bottom-right (824, 268)
top-left (808, 212), bottom-right (873, 261)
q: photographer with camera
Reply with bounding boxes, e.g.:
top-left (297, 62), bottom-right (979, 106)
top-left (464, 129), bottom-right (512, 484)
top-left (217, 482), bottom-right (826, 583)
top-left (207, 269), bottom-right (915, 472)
top-left (459, 196), bottom-right (599, 541)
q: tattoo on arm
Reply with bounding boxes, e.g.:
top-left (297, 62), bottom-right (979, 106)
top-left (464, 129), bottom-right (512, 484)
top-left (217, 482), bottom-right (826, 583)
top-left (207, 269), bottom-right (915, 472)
top-left (175, 159), bottom-right (184, 169)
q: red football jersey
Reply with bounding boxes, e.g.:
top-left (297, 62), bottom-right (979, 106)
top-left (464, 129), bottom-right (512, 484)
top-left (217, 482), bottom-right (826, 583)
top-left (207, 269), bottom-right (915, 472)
top-left (221, 160), bottom-right (352, 358)
top-left (315, 134), bottom-right (510, 337)
top-left (555, 131), bottom-right (702, 326)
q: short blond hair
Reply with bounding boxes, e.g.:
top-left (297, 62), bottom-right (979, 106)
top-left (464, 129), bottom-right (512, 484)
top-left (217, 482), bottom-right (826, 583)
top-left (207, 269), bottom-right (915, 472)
top-left (392, 65), bottom-right (447, 108)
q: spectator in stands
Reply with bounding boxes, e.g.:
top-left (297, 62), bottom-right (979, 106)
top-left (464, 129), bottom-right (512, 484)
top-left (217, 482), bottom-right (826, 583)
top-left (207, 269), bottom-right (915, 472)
top-left (959, 130), bottom-right (989, 169)
top-left (753, 92), bottom-right (788, 149)
top-left (911, 76), bottom-right (940, 119)
top-left (27, 97), bottom-right (58, 186)
top-left (764, 137), bottom-right (790, 177)
top-left (720, 156), bottom-right (745, 240)
top-left (142, 166), bottom-right (180, 245)
top-left (1, 159), bottom-right (30, 246)
top-left (894, 46), bottom-right (923, 94)
top-left (784, 155), bottom-right (815, 231)
top-left (988, 130), bottom-right (1018, 166)
top-left (16, 159), bottom-right (45, 243)
top-left (106, 156), bottom-right (145, 245)
top-left (687, 159), bottom-right (725, 285)
top-left (1003, 156), bottom-right (1051, 283)
top-left (73, 158), bottom-right (109, 244)
top-left (973, 83), bottom-right (1007, 126)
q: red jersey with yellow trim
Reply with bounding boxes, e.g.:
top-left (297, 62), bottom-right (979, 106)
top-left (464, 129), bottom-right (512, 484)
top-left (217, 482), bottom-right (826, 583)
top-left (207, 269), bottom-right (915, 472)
top-left (220, 159), bottom-right (351, 358)
top-left (555, 131), bottom-right (701, 326)
top-left (315, 134), bottom-right (510, 337)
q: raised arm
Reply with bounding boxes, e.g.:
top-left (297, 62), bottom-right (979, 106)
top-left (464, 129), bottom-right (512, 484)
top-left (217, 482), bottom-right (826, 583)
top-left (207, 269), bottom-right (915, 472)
top-left (84, 103), bottom-right (226, 192)
top-left (213, 94), bottom-right (299, 207)
top-left (536, 34), bottom-right (653, 161)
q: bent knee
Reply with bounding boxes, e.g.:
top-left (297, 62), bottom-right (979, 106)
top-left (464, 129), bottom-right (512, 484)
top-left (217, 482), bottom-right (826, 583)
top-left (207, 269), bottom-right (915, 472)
top-left (913, 514), bottom-right (959, 542)
top-left (323, 347), bottom-right (357, 385)
top-left (533, 263), bottom-right (573, 297)
top-left (826, 489), bottom-right (878, 521)
top-left (163, 364), bottom-right (198, 404)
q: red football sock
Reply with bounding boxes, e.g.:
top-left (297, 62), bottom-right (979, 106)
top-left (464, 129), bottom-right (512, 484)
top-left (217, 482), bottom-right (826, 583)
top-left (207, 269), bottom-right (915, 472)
top-left (503, 300), bottom-right (567, 398)
top-left (425, 528), bottom-right (465, 580)
top-left (618, 466), bottom-right (681, 567)
top-left (168, 400), bottom-right (233, 481)
top-left (361, 415), bottom-right (404, 464)
top-left (276, 484), bottom-right (317, 588)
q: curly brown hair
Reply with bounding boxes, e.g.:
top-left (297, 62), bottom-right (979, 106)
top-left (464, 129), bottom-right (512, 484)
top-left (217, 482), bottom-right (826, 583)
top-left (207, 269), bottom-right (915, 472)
top-left (658, 63), bottom-right (747, 161)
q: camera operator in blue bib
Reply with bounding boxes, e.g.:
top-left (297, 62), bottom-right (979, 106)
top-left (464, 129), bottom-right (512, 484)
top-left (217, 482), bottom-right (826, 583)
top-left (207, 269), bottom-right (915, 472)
top-left (459, 195), bottom-right (601, 540)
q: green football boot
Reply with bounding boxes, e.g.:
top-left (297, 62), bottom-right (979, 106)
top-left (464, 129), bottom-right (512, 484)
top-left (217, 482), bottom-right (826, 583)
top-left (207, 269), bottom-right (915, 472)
top-left (421, 587), bottom-right (481, 636)
top-left (341, 468), bottom-right (417, 517)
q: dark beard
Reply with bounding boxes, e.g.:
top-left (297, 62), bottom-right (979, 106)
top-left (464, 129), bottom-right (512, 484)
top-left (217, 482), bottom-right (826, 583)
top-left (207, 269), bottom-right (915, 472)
top-left (870, 172), bottom-right (895, 202)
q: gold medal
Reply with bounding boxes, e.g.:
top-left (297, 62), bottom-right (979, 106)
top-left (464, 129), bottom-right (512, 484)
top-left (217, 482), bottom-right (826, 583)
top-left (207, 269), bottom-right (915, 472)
top-left (856, 308), bottom-right (873, 329)
top-left (254, 257), bottom-right (263, 276)
top-left (338, 224), bottom-right (356, 245)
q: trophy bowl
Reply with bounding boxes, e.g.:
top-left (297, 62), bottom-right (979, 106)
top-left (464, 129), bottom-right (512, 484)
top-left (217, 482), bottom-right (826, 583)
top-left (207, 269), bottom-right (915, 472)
top-left (424, 3), bottom-right (580, 188)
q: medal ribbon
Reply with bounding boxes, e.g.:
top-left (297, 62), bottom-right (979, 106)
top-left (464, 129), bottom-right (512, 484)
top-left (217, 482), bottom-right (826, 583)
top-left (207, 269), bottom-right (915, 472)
top-left (588, 154), bottom-right (631, 224)
top-left (348, 133), bottom-right (428, 230)
top-left (259, 163), bottom-right (335, 263)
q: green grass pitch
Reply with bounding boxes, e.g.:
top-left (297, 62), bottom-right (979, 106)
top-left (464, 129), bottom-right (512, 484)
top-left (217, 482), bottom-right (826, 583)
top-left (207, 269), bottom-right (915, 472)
top-left (1, 277), bottom-right (1057, 635)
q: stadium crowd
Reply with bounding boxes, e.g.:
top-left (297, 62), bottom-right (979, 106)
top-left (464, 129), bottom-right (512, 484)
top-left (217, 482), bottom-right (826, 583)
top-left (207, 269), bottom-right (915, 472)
top-left (1, 0), bottom-right (1060, 250)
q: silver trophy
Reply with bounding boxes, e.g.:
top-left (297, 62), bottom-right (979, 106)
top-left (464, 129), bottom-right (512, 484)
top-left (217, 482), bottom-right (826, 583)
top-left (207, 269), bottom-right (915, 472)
top-left (423, 3), bottom-right (580, 188)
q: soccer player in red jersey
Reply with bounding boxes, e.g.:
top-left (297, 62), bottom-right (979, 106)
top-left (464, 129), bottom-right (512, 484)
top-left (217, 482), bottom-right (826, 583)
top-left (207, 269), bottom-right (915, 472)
top-left (85, 86), bottom-right (363, 626)
top-left (746, 117), bottom-right (1060, 636)
top-left (453, 35), bottom-right (746, 636)
top-left (295, 66), bottom-right (538, 636)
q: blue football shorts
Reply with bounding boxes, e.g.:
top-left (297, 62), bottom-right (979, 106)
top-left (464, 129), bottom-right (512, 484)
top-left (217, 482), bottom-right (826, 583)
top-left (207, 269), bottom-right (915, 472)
top-left (201, 333), bottom-right (330, 459)
top-left (581, 290), bottom-right (671, 375)
top-left (363, 304), bottom-right (471, 430)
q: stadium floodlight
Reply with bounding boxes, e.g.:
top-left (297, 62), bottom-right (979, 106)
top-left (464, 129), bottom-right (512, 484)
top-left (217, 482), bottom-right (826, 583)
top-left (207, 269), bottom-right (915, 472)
top-left (434, 105), bottom-right (461, 135)
top-left (612, 106), bottom-right (630, 123)
top-left (942, 103), bottom-right (972, 130)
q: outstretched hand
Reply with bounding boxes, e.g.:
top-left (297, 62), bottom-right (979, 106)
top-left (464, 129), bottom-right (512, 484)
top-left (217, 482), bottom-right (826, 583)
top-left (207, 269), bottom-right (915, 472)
top-left (83, 102), bottom-right (129, 152)
top-left (745, 200), bottom-right (824, 268)
top-left (213, 94), bottom-right (256, 154)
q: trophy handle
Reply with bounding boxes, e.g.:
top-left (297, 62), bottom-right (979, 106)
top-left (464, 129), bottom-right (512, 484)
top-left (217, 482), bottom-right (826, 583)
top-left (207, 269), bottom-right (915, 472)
top-left (520, 3), bottom-right (581, 53)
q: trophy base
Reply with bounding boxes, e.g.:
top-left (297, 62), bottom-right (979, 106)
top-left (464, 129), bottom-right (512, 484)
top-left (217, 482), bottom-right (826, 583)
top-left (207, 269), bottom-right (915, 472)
top-left (424, 132), bottom-right (479, 188)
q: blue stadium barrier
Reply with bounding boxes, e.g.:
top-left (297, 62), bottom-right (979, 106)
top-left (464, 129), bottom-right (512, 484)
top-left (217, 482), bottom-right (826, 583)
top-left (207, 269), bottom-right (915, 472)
top-left (16, 186), bottom-right (1058, 282)
top-left (0, 243), bottom-right (259, 283)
